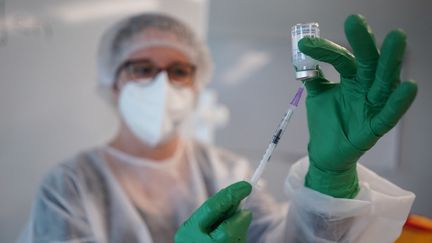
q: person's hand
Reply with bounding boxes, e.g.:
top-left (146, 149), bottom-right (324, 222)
top-left (298, 14), bottom-right (417, 198)
top-left (175, 181), bottom-right (252, 243)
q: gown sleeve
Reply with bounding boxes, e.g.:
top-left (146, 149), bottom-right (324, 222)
top-left (216, 151), bottom-right (415, 243)
top-left (240, 156), bottom-right (414, 243)
top-left (17, 165), bottom-right (96, 243)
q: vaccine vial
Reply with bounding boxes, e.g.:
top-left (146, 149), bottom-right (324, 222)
top-left (291, 22), bottom-right (320, 80)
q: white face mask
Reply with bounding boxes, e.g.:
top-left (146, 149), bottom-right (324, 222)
top-left (118, 71), bottom-right (195, 147)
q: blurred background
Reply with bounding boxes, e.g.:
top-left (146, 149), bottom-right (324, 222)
top-left (0, 0), bottom-right (430, 242)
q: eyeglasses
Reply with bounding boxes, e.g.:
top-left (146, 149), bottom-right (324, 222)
top-left (115, 59), bottom-right (196, 89)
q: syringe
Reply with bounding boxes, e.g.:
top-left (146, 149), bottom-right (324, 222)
top-left (248, 84), bottom-right (305, 187)
top-left (242, 21), bottom-right (318, 207)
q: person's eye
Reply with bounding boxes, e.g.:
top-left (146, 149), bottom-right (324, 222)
top-left (127, 63), bottom-right (157, 78)
top-left (134, 66), bottom-right (155, 76)
top-left (172, 68), bottom-right (188, 77)
top-left (169, 65), bottom-right (193, 78)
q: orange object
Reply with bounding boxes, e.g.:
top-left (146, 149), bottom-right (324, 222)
top-left (395, 214), bottom-right (432, 243)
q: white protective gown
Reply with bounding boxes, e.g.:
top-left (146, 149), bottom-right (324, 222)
top-left (18, 139), bottom-right (414, 243)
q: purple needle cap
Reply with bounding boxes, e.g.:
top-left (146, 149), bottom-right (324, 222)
top-left (290, 86), bottom-right (304, 106)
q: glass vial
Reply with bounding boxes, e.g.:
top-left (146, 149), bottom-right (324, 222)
top-left (291, 22), bottom-right (320, 80)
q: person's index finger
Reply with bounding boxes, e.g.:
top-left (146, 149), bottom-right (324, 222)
top-left (345, 14), bottom-right (379, 89)
top-left (193, 181), bottom-right (252, 232)
top-left (299, 37), bottom-right (356, 78)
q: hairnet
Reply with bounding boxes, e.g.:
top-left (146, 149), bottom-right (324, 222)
top-left (97, 13), bottom-right (212, 102)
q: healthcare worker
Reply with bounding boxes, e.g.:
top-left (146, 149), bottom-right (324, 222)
top-left (18, 13), bottom-right (418, 243)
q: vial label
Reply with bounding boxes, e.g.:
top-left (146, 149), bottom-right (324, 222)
top-left (291, 23), bottom-right (319, 73)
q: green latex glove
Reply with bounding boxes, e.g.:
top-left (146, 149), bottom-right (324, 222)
top-left (298, 14), bottom-right (418, 198)
top-left (175, 181), bottom-right (252, 243)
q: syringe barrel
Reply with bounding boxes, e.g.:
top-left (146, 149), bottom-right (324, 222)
top-left (291, 22), bottom-right (320, 80)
